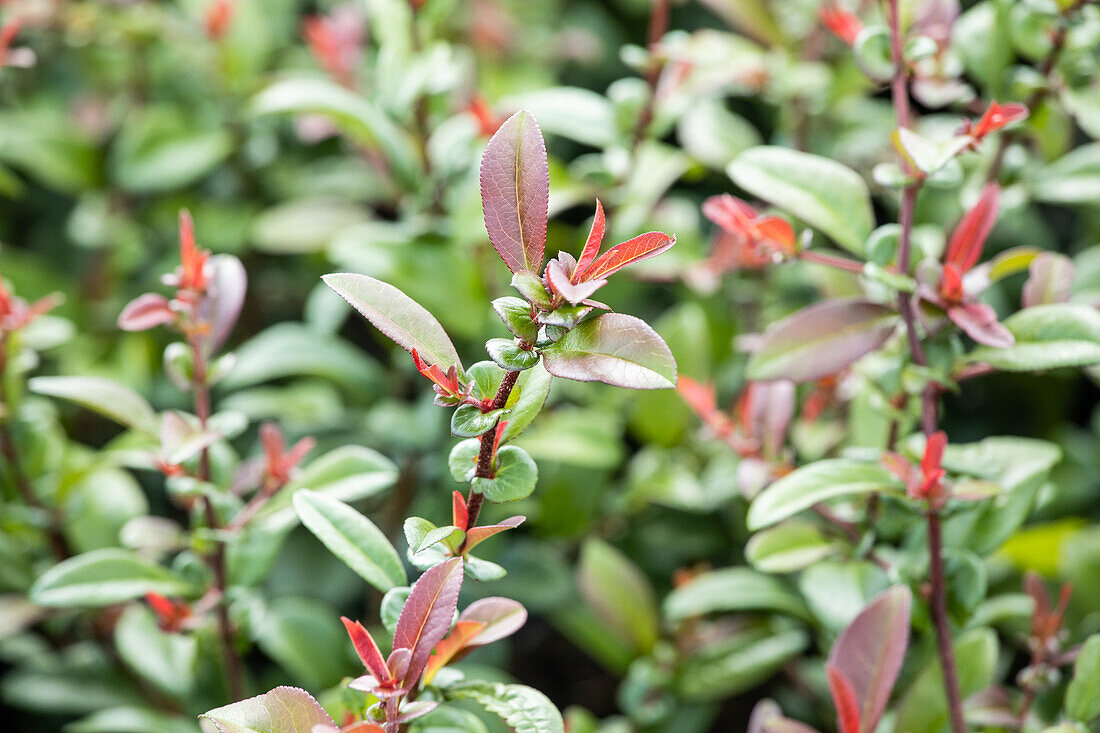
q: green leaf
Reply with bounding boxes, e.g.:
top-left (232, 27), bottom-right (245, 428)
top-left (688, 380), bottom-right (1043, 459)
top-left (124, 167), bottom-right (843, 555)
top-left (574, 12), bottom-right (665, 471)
top-left (448, 439), bottom-right (480, 483)
top-left (1066, 634), bottom-right (1100, 722)
top-left (745, 520), bottom-right (840, 573)
top-left (500, 363), bottom-right (552, 443)
top-left (445, 682), bottom-right (564, 733)
top-left (292, 489), bottom-right (405, 592)
top-left (503, 87), bottom-right (616, 148)
top-left (255, 597), bottom-right (349, 690)
top-left (251, 77), bottom-right (419, 187)
top-left (1031, 142), bottom-right (1100, 205)
top-left (664, 567), bottom-right (809, 622)
top-left (114, 605), bottom-right (196, 699)
top-left (256, 446), bottom-right (398, 532)
top-left (112, 108), bottom-right (232, 193)
top-left (728, 146), bottom-right (874, 253)
top-left (201, 686), bottom-right (336, 733)
top-left (492, 296), bottom-right (540, 342)
top-left (968, 304), bottom-right (1100, 371)
top-left (473, 446), bottom-right (538, 502)
top-left (323, 272), bottom-right (463, 374)
top-left (894, 628), bottom-right (998, 733)
top-left (452, 405), bottom-right (509, 438)
top-left (30, 549), bottom-right (194, 607)
top-left (221, 323), bottom-right (381, 391)
top-left (66, 707), bottom-right (198, 733)
top-left (747, 459), bottom-right (902, 531)
top-left (29, 376), bottom-right (157, 436)
top-left (746, 299), bottom-right (898, 383)
top-left (542, 313), bottom-right (677, 389)
top-left (577, 538), bottom-right (659, 655)
top-left (487, 339), bottom-right (540, 371)
top-left (677, 97), bottom-right (761, 170)
top-left (675, 628), bottom-right (809, 701)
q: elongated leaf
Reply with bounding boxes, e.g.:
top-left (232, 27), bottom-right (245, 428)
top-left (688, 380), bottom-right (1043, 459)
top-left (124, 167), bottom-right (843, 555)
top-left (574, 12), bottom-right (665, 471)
top-left (257, 446), bottom-right (398, 532)
top-left (394, 557), bottom-right (465, 687)
top-left (500, 362), bottom-right (552, 443)
top-left (577, 539), bottom-right (658, 655)
top-left (446, 682), bottom-right (564, 733)
top-left (745, 520), bottom-right (840, 573)
top-left (459, 597), bottom-right (528, 646)
top-left (664, 567), bottom-right (809, 621)
top-left (1066, 634), bottom-right (1100, 723)
top-left (1031, 142), bottom-right (1100, 204)
top-left (30, 549), bottom-right (194, 607)
top-left (480, 110), bottom-right (549, 273)
top-left (945, 184), bottom-right (999, 271)
top-left (323, 273), bottom-right (462, 373)
top-left (201, 686), bottom-right (335, 733)
top-left (894, 628), bottom-right (998, 733)
top-left (828, 587), bottom-right (911, 733)
top-left (29, 376), bottom-right (157, 435)
top-left (748, 459), bottom-right (903, 531)
top-left (575, 200), bottom-right (606, 278)
top-left (728, 147), bottom-right (874, 253)
top-left (251, 77), bottom-right (419, 187)
top-left (968, 303), bottom-right (1100, 371)
top-left (581, 232), bottom-right (676, 281)
top-left (542, 313), bottom-right (677, 389)
top-left (746, 299), bottom-right (897, 382)
top-left (676, 628), bottom-right (809, 701)
top-left (293, 490), bottom-right (406, 592)
top-left (1022, 252), bottom-right (1074, 307)
top-left (114, 604), bottom-right (197, 699)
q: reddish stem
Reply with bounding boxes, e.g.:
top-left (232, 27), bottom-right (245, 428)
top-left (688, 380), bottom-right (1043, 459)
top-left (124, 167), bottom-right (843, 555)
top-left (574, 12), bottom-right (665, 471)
top-left (464, 369), bottom-right (520, 536)
top-left (797, 249), bottom-right (865, 273)
top-left (886, 3), bottom-right (965, 731)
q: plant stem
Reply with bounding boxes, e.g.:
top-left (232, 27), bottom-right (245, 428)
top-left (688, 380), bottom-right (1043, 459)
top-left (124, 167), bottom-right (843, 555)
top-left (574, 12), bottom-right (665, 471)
top-left (630, 0), bottom-right (671, 151)
top-left (797, 249), bottom-right (865, 273)
top-left (189, 336), bottom-right (244, 701)
top-left (0, 343), bottom-right (70, 561)
top-left (885, 3), bottom-right (965, 730)
top-left (465, 369), bottom-right (520, 532)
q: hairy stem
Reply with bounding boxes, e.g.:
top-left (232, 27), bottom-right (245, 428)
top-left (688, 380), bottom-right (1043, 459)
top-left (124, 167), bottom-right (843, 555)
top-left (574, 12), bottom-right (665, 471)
top-left (189, 336), bottom-right (244, 701)
top-left (465, 369), bottom-right (520, 533)
top-left (885, 3), bottom-right (965, 730)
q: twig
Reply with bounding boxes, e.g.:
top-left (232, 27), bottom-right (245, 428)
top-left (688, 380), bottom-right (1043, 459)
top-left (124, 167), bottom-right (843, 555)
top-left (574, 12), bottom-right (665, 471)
top-left (886, 2), bottom-right (966, 730)
top-left (630, 0), bottom-right (671, 151)
top-left (464, 369), bottom-right (520, 534)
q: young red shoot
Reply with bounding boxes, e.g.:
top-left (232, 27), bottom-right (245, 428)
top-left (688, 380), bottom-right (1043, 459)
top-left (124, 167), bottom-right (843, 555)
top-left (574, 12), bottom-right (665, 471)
top-left (819, 2), bottom-right (863, 46)
top-left (962, 101), bottom-right (1029, 141)
top-left (204, 0), bottom-right (236, 40)
top-left (260, 422), bottom-right (315, 486)
top-left (702, 194), bottom-right (796, 264)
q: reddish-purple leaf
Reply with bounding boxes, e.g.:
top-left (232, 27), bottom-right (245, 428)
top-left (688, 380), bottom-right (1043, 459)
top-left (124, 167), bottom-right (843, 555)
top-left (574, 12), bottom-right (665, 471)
top-left (207, 255), bottom-right (247, 351)
top-left (457, 596), bottom-right (528, 647)
top-left (479, 110), bottom-right (549, 274)
top-left (393, 557), bottom-right (464, 687)
top-left (945, 184), bottom-right (999, 273)
top-left (947, 302), bottom-right (1014, 348)
top-left (1022, 251), bottom-right (1074, 308)
top-left (573, 199), bottom-right (606, 282)
top-left (581, 231), bottom-right (676, 281)
top-left (542, 312), bottom-right (677, 389)
top-left (341, 616), bottom-right (390, 683)
top-left (826, 586), bottom-right (911, 733)
top-left (746, 299), bottom-right (898, 382)
top-left (546, 259), bottom-right (606, 305)
top-left (463, 515), bottom-right (526, 553)
top-left (826, 664), bottom-right (861, 733)
top-left (118, 293), bottom-right (174, 331)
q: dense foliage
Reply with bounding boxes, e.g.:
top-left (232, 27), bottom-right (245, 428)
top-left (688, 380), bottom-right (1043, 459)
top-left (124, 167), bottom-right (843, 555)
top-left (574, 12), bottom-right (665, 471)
top-left (3, 1), bottom-right (1100, 732)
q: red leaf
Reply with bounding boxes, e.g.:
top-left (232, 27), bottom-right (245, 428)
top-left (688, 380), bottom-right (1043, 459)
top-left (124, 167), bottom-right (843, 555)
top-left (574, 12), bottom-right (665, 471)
top-left (341, 617), bottom-right (391, 683)
top-left (546, 259), bottom-right (606, 305)
top-left (421, 620), bottom-right (486, 684)
top-left (972, 101), bottom-right (1029, 139)
top-left (944, 184), bottom-right (999, 274)
top-left (826, 664), bottom-right (862, 733)
top-left (480, 110), bottom-right (549, 274)
top-left (393, 557), bottom-right (465, 687)
top-left (573, 200), bottom-right (606, 282)
top-left (947, 302), bottom-right (1014, 348)
top-left (457, 597), bottom-right (528, 647)
top-left (582, 231), bottom-right (676, 281)
top-left (118, 293), bottom-right (174, 331)
top-left (464, 515), bottom-right (525, 552)
top-left (756, 217), bottom-right (797, 254)
top-left (452, 491), bottom-right (468, 531)
top-left (826, 586), bottom-right (911, 733)
top-left (819, 2), bottom-right (863, 45)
